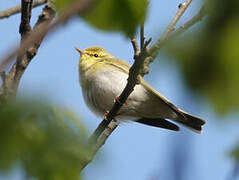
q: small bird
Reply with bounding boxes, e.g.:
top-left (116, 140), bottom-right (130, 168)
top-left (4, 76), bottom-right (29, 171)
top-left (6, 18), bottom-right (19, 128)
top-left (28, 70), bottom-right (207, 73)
top-left (76, 46), bottom-right (206, 133)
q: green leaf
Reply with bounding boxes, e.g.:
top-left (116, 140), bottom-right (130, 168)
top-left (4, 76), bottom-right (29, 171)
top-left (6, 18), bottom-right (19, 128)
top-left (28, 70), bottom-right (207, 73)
top-left (0, 99), bottom-right (90, 180)
top-left (54, 0), bottom-right (148, 37)
top-left (54, 0), bottom-right (76, 12)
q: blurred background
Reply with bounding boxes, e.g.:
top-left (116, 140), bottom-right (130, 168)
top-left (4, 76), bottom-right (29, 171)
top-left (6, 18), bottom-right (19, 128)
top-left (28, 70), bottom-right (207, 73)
top-left (0, 0), bottom-right (239, 180)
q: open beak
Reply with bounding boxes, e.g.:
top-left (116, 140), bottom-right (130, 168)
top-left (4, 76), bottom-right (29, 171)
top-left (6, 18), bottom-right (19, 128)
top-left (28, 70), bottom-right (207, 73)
top-left (75, 47), bottom-right (85, 56)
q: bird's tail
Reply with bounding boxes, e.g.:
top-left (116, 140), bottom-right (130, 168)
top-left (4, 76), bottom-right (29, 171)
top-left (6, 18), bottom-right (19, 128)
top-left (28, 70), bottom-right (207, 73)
top-left (175, 110), bottom-right (206, 133)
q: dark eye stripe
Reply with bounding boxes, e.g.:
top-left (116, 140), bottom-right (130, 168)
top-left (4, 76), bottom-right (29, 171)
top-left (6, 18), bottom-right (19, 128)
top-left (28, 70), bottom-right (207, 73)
top-left (94, 54), bottom-right (98, 57)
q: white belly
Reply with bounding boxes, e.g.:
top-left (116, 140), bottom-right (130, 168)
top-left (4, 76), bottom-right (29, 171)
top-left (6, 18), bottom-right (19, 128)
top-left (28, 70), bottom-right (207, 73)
top-left (80, 68), bottom-right (148, 121)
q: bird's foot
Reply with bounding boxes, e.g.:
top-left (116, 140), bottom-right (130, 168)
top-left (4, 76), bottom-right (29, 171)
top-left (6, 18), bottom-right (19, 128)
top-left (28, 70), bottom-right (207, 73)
top-left (103, 110), bottom-right (110, 121)
top-left (103, 111), bottom-right (118, 123)
top-left (114, 95), bottom-right (128, 106)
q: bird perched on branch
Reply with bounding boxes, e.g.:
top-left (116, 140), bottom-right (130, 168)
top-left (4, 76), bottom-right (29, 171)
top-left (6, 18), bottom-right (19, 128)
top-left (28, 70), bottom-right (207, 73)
top-left (76, 46), bottom-right (206, 133)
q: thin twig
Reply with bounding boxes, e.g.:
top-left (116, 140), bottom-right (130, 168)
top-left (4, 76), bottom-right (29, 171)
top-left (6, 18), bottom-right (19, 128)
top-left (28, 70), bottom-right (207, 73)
top-left (149, 0), bottom-right (192, 59)
top-left (140, 24), bottom-right (145, 50)
top-left (148, 4), bottom-right (206, 53)
top-left (131, 37), bottom-right (140, 56)
top-left (168, 4), bottom-right (206, 41)
top-left (0, 0), bottom-right (46, 19)
top-left (0, 0), bottom-right (96, 71)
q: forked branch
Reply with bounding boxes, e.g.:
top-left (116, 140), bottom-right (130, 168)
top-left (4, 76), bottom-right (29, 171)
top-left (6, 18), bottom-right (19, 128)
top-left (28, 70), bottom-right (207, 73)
top-left (0, 0), bottom-right (55, 100)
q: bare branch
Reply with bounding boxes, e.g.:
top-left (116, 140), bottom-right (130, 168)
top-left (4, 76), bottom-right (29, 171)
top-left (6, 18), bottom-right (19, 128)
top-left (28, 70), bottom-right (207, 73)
top-left (168, 4), bottom-right (206, 41)
top-left (144, 38), bottom-right (152, 48)
top-left (1, 1), bottom-right (55, 100)
top-left (19, 0), bottom-right (32, 36)
top-left (1, 0), bottom-right (34, 98)
top-left (131, 37), bottom-right (140, 56)
top-left (90, 120), bottom-right (119, 155)
top-left (0, 0), bottom-right (46, 19)
top-left (149, 0), bottom-right (192, 59)
top-left (148, 4), bottom-right (206, 55)
top-left (140, 24), bottom-right (145, 50)
top-left (11, 0), bottom-right (34, 95)
top-left (0, 0), bottom-right (96, 72)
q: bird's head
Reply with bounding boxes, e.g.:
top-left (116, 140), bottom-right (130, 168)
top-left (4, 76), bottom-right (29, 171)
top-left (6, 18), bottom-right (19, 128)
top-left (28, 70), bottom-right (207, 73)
top-left (75, 46), bottom-right (115, 74)
top-left (75, 46), bottom-right (114, 62)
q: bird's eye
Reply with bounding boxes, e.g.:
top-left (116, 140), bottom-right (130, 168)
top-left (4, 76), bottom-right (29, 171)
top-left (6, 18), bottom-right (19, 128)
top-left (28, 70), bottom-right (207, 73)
top-left (94, 54), bottom-right (98, 57)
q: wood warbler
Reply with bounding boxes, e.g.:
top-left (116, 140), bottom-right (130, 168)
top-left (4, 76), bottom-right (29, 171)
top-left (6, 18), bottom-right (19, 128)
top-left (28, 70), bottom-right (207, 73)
top-left (76, 46), bottom-right (205, 133)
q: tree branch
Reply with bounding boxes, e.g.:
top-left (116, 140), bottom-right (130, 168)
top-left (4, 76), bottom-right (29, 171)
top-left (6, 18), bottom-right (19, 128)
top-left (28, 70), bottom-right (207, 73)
top-left (12, 0), bottom-right (34, 94)
top-left (167, 4), bottom-right (206, 42)
top-left (0, 0), bottom-right (96, 72)
top-left (0, 0), bottom-right (55, 100)
top-left (149, 0), bottom-right (192, 59)
top-left (131, 37), bottom-right (140, 55)
top-left (0, 0), bottom-right (46, 19)
top-left (19, 0), bottom-right (32, 37)
top-left (140, 24), bottom-right (145, 50)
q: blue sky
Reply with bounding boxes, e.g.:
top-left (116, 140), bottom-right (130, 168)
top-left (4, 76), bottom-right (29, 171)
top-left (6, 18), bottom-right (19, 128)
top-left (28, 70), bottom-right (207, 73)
top-left (0, 0), bottom-right (239, 180)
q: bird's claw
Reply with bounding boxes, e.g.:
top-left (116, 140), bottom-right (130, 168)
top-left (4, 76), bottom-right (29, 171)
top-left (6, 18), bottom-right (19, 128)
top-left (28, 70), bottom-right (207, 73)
top-left (103, 111), bottom-right (110, 121)
top-left (103, 111), bottom-right (117, 123)
top-left (114, 95), bottom-right (128, 106)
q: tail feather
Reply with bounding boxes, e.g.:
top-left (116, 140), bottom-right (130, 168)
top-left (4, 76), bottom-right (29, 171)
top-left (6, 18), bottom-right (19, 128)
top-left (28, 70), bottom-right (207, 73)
top-left (175, 111), bottom-right (206, 133)
top-left (135, 111), bottom-right (205, 134)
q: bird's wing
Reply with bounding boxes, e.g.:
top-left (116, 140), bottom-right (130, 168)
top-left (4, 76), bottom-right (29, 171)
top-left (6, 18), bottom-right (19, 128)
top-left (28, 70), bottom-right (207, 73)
top-left (104, 58), bottom-right (185, 119)
top-left (102, 58), bottom-right (205, 132)
top-left (103, 58), bottom-right (130, 74)
top-left (140, 79), bottom-right (186, 120)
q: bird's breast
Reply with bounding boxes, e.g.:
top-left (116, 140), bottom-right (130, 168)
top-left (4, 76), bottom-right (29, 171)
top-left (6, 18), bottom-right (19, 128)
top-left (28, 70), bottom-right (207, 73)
top-left (80, 66), bottom-right (129, 117)
top-left (79, 65), bottom-right (158, 121)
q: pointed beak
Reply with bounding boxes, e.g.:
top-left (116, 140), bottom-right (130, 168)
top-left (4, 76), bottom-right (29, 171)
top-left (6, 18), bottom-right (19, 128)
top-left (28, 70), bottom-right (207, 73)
top-left (75, 47), bottom-right (85, 56)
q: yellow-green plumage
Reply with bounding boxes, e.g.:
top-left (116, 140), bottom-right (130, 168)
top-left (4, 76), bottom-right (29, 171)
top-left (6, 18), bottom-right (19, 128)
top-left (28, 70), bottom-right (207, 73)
top-left (76, 46), bottom-right (206, 133)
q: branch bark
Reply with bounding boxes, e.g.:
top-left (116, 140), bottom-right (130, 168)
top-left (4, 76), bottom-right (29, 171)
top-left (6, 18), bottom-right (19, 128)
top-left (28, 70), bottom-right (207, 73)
top-left (167, 4), bottom-right (206, 42)
top-left (0, 0), bottom-right (55, 100)
top-left (149, 0), bottom-right (192, 59)
top-left (13, 0), bottom-right (34, 95)
top-left (0, 0), bottom-right (46, 19)
top-left (19, 0), bottom-right (33, 37)
top-left (0, 0), bottom-right (96, 71)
